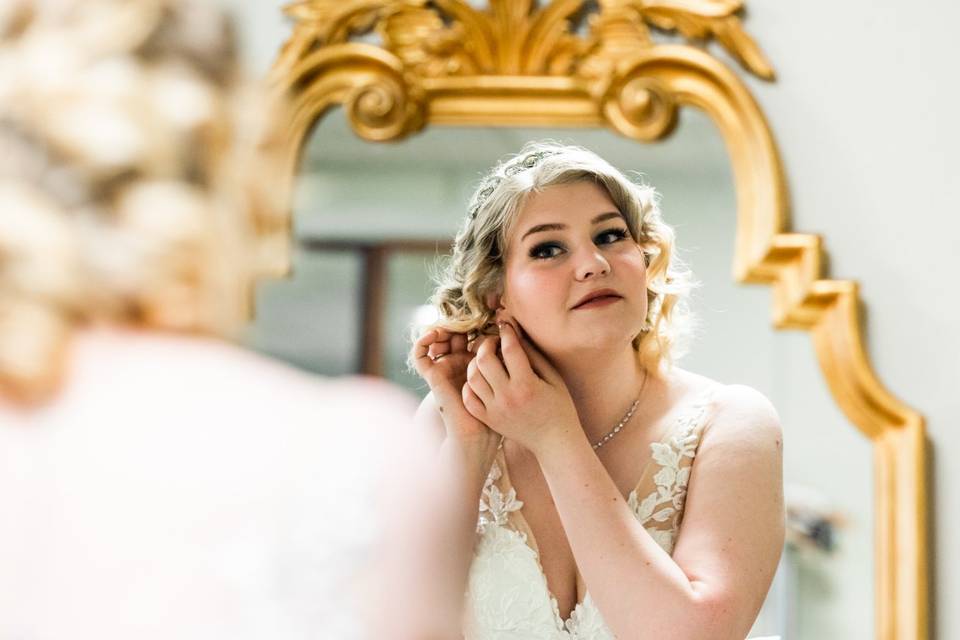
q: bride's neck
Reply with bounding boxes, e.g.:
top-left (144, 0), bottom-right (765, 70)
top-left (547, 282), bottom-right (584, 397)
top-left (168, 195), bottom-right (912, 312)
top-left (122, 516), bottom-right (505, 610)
top-left (550, 345), bottom-right (651, 445)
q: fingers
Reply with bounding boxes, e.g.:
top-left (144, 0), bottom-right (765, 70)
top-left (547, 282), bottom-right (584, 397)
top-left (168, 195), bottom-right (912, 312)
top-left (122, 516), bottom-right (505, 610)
top-left (412, 329), bottom-right (438, 375)
top-left (428, 341), bottom-right (450, 360)
top-left (424, 327), bottom-right (452, 359)
top-left (466, 339), bottom-right (496, 404)
top-left (496, 322), bottom-right (533, 380)
top-left (412, 328), bottom-right (468, 367)
top-left (462, 378), bottom-right (485, 418)
top-left (474, 334), bottom-right (509, 389)
top-left (450, 332), bottom-right (468, 354)
top-left (501, 322), bottom-right (558, 383)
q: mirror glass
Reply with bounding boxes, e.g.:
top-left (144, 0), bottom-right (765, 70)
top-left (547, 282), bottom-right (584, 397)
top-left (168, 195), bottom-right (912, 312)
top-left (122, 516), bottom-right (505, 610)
top-left (245, 108), bottom-right (874, 640)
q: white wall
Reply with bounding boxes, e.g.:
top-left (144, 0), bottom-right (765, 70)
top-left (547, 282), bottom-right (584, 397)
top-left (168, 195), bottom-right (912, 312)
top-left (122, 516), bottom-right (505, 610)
top-left (224, 1), bottom-right (959, 637)
top-left (741, 3), bottom-right (960, 638)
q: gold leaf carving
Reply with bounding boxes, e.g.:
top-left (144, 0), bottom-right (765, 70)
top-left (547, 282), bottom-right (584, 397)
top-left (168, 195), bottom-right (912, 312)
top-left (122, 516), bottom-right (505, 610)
top-left (603, 75), bottom-right (677, 141)
top-left (710, 15), bottom-right (775, 80)
top-left (576, 5), bottom-right (653, 90)
top-left (284, 0), bottom-right (401, 46)
top-left (379, 6), bottom-right (475, 76)
top-left (277, 0), bottom-right (773, 80)
top-left (641, 0), bottom-right (774, 78)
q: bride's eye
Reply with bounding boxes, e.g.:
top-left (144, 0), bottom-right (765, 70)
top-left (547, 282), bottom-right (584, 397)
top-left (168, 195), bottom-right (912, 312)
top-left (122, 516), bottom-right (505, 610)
top-left (529, 242), bottom-right (564, 260)
top-left (596, 228), bottom-right (629, 244)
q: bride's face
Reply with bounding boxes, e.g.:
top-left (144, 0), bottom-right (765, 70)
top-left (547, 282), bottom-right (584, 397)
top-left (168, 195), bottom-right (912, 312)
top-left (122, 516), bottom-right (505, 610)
top-left (495, 180), bottom-right (649, 357)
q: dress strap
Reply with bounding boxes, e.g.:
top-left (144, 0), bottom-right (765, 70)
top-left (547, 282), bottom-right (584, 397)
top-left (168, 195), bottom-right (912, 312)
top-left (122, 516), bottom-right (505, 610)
top-left (685, 384), bottom-right (720, 433)
top-left (628, 384), bottom-right (721, 498)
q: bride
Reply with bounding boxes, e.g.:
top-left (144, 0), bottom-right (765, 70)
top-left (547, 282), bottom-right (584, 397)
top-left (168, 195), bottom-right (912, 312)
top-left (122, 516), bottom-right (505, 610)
top-left (408, 142), bottom-right (785, 640)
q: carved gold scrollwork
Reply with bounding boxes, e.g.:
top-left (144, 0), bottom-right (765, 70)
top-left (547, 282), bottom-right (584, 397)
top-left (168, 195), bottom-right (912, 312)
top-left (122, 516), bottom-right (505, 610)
top-left (602, 72), bottom-right (676, 141)
top-left (270, 43), bottom-right (426, 207)
top-left (270, 2), bottom-right (928, 639)
top-left (380, 5), bottom-right (475, 77)
top-left (279, 44), bottom-right (425, 141)
top-left (276, 0), bottom-right (773, 81)
top-left (344, 66), bottom-right (424, 141)
top-left (601, 61), bottom-right (677, 142)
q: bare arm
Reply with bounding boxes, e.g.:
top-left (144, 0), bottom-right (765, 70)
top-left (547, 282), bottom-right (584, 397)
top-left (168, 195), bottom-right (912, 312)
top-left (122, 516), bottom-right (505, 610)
top-left (535, 385), bottom-right (785, 640)
top-left (406, 393), bottom-right (501, 634)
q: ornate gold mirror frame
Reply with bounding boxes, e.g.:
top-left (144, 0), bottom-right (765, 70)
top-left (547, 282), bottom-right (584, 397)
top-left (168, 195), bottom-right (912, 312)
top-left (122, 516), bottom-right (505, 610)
top-left (268, 2), bottom-right (927, 637)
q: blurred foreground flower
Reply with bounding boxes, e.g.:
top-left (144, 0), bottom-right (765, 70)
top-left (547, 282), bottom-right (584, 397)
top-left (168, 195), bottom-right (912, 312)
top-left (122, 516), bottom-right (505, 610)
top-left (0, 0), bottom-right (290, 403)
top-left (0, 4), bottom-right (435, 639)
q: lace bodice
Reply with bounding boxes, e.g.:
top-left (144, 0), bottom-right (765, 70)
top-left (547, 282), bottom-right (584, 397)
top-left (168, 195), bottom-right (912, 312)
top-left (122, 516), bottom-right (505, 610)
top-left (464, 387), bottom-right (716, 640)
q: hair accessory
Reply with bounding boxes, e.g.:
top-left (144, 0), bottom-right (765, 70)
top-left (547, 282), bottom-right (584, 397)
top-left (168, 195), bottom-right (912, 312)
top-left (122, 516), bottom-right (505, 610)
top-left (468, 150), bottom-right (558, 220)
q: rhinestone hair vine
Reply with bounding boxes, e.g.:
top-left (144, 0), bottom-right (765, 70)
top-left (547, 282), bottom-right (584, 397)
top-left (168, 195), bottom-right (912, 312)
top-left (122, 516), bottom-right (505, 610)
top-left (468, 150), bottom-right (559, 220)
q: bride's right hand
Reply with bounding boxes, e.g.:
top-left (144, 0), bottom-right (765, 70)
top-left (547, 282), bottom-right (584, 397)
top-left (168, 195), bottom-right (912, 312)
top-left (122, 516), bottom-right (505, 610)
top-left (412, 327), bottom-right (498, 445)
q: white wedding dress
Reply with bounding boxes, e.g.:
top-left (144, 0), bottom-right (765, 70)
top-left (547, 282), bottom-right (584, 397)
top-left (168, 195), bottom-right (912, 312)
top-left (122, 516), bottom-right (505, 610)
top-left (463, 386), bottom-right (780, 640)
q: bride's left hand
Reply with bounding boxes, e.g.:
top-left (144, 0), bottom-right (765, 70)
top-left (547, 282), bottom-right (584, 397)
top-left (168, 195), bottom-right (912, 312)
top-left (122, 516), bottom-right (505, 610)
top-left (462, 321), bottom-right (583, 457)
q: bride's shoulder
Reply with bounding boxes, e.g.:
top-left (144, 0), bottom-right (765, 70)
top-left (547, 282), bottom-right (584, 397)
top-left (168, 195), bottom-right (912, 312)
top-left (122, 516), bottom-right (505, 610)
top-left (669, 368), bottom-right (781, 443)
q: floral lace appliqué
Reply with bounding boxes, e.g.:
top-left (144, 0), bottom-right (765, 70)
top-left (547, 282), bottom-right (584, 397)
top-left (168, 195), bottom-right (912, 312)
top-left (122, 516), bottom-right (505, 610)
top-left (477, 461), bottom-right (523, 534)
top-left (627, 401), bottom-right (708, 554)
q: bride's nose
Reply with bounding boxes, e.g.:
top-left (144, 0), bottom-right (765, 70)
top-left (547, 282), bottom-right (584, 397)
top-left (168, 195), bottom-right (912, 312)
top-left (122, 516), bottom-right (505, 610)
top-left (574, 246), bottom-right (610, 280)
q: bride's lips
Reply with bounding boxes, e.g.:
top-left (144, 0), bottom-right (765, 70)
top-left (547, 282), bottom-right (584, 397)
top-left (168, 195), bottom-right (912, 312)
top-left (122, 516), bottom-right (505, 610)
top-left (571, 288), bottom-right (623, 309)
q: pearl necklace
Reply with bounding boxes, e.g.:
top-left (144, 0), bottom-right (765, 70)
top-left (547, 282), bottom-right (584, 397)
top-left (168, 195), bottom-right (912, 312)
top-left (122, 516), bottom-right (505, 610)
top-left (591, 370), bottom-right (648, 450)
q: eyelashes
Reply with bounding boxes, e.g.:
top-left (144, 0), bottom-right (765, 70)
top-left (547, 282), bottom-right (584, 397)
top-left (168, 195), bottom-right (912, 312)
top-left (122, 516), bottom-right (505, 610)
top-left (599, 228), bottom-right (630, 243)
top-left (528, 227), bottom-right (630, 260)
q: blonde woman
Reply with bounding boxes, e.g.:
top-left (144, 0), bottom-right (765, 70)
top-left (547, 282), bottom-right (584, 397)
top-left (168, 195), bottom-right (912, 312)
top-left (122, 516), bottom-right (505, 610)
top-left (0, 2), bottom-right (422, 638)
top-left (410, 143), bottom-right (785, 640)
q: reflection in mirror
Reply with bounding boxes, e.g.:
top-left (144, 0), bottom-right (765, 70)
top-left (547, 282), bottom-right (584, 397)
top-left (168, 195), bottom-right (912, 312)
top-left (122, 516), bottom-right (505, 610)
top-left (246, 109), bottom-right (873, 640)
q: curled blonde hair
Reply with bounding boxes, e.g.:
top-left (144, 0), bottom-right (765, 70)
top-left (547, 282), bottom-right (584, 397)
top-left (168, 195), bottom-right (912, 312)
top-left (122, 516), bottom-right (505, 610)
top-left (0, 0), bottom-right (289, 404)
top-left (408, 141), bottom-right (698, 378)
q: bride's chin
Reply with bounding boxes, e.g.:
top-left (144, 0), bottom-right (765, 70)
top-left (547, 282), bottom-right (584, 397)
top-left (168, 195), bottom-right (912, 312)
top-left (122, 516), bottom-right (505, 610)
top-left (525, 322), bottom-right (639, 355)
top-left (563, 332), bottom-right (636, 353)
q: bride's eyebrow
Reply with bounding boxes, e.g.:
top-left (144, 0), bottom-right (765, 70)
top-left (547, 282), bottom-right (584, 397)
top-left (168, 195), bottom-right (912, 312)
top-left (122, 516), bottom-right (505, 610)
top-left (520, 211), bottom-right (624, 241)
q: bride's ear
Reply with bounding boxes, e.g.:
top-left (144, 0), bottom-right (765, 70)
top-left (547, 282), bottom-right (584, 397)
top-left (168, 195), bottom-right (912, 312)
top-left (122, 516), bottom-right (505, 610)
top-left (484, 291), bottom-right (506, 320)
